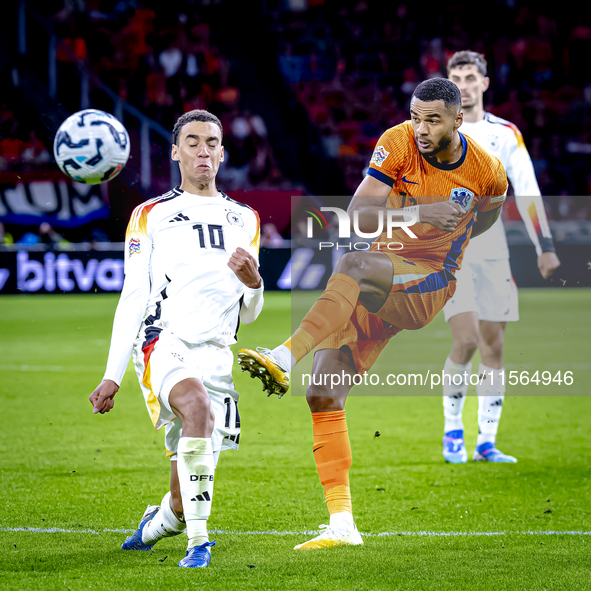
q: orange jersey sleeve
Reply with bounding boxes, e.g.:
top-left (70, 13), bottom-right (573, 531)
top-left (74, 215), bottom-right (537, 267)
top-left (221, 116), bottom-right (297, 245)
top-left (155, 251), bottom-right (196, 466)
top-left (476, 155), bottom-right (508, 212)
top-left (367, 125), bottom-right (412, 187)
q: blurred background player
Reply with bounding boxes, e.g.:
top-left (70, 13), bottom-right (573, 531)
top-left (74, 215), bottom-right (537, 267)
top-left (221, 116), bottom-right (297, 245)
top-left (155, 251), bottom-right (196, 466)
top-left (239, 79), bottom-right (507, 549)
top-left (89, 110), bottom-right (263, 568)
top-left (441, 51), bottom-right (561, 464)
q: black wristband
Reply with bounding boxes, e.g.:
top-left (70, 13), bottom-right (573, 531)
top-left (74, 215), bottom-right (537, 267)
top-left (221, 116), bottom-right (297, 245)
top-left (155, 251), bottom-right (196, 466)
top-left (538, 234), bottom-right (556, 253)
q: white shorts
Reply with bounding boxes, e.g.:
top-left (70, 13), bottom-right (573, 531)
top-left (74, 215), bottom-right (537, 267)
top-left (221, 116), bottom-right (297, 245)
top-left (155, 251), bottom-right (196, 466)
top-left (443, 259), bottom-right (519, 323)
top-left (132, 328), bottom-right (241, 459)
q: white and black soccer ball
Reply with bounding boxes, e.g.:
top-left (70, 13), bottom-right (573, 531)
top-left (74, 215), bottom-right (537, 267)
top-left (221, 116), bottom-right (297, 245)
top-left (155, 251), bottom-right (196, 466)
top-left (53, 109), bottom-right (130, 185)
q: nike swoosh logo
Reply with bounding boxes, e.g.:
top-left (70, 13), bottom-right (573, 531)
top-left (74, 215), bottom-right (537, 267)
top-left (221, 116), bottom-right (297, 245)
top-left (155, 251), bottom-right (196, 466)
top-left (402, 176), bottom-right (419, 185)
top-left (313, 446), bottom-right (324, 453)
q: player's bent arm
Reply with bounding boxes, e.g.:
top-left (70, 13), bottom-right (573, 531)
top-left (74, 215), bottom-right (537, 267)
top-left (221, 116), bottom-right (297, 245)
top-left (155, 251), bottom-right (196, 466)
top-left (228, 246), bottom-right (264, 324)
top-left (347, 175), bottom-right (393, 231)
top-left (471, 207), bottom-right (502, 238)
top-left (348, 175), bottom-right (463, 233)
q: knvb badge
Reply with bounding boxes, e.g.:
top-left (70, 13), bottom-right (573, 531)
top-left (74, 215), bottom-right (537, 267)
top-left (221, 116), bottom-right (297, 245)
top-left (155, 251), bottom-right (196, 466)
top-left (449, 188), bottom-right (474, 211)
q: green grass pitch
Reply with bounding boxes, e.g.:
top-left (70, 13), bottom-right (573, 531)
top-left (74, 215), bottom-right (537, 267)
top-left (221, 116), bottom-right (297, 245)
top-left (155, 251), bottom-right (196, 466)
top-left (0, 289), bottom-right (590, 590)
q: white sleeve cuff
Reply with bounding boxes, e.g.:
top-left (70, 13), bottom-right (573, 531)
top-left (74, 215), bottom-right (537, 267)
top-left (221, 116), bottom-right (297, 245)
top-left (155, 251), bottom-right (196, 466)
top-left (240, 282), bottom-right (264, 324)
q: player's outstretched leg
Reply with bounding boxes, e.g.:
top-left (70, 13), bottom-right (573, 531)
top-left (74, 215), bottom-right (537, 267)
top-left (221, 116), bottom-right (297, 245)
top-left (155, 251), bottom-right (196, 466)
top-left (237, 346), bottom-right (290, 397)
top-left (238, 271), bottom-right (360, 396)
top-left (239, 252), bottom-right (393, 397)
top-left (294, 349), bottom-right (363, 550)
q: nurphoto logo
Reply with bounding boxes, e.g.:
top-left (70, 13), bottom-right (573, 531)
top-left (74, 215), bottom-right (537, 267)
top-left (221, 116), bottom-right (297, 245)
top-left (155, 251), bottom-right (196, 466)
top-left (305, 206), bottom-right (418, 239)
top-left (304, 205), bottom-right (419, 251)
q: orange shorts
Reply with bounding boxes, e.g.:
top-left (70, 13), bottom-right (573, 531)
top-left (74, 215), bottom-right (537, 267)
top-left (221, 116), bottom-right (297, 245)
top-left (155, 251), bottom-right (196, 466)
top-left (317, 252), bottom-right (456, 373)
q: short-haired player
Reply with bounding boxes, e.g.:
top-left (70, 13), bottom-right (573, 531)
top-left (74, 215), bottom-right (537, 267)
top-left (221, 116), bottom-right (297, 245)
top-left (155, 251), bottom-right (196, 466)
top-left (239, 79), bottom-right (508, 549)
top-left (89, 109), bottom-right (264, 568)
top-left (440, 52), bottom-right (561, 464)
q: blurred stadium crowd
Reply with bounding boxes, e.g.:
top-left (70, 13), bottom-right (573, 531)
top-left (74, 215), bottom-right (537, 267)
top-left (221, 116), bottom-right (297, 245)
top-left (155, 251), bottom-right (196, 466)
top-left (269, 2), bottom-right (591, 203)
top-left (1, 0), bottom-right (590, 247)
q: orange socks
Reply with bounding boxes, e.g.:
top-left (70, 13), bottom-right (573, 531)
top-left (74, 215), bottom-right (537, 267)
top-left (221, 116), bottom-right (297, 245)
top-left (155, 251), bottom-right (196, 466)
top-left (312, 410), bottom-right (353, 515)
top-left (286, 273), bottom-right (360, 363)
top-left (282, 276), bottom-right (360, 513)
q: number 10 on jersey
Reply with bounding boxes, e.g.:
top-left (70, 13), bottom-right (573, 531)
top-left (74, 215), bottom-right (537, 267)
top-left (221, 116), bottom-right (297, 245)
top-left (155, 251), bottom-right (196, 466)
top-left (193, 223), bottom-right (225, 251)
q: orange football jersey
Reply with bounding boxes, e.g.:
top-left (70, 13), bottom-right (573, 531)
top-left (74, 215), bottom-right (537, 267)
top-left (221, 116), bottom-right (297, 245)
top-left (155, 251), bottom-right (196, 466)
top-left (367, 121), bottom-right (508, 266)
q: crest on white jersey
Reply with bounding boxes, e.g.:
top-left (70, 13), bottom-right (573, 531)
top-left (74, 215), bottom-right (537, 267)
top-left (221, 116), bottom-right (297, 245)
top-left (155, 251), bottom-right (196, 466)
top-left (449, 188), bottom-right (474, 211)
top-left (226, 211), bottom-right (244, 226)
top-left (487, 136), bottom-right (499, 151)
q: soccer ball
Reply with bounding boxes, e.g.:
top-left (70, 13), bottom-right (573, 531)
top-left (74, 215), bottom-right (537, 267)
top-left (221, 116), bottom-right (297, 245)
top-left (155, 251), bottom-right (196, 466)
top-left (53, 109), bottom-right (130, 185)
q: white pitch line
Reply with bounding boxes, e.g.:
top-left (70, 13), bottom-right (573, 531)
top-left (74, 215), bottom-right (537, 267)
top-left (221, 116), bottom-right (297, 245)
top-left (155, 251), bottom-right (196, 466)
top-left (0, 527), bottom-right (134, 534)
top-left (0, 364), bottom-right (103, 373)
top-left (1, 526), bottom-right (590, 537)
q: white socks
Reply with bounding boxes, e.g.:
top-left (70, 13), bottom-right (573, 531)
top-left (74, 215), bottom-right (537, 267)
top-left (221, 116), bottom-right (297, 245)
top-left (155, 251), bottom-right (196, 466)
top-left (141, 491), bottom-right (186, 545)
top-left (177, 437), bottom-right (214, 549)
top-left (442, 357), bottom-right (471, 433)
top-left (271, 344), bottom-right (296, 371)
top-left (477, 363), bottom-right (505, 446)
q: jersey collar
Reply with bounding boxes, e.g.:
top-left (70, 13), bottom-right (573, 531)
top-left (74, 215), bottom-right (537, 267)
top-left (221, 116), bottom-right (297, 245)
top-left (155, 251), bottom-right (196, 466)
top-left (421, 132), bottom-right (467, 171)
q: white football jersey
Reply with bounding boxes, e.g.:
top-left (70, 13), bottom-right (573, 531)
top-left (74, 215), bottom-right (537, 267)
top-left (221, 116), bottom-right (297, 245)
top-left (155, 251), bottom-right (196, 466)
top-left (460, 112), bottom-right (546, 261)
top-left (103, 187), bottom-right (262, 385)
